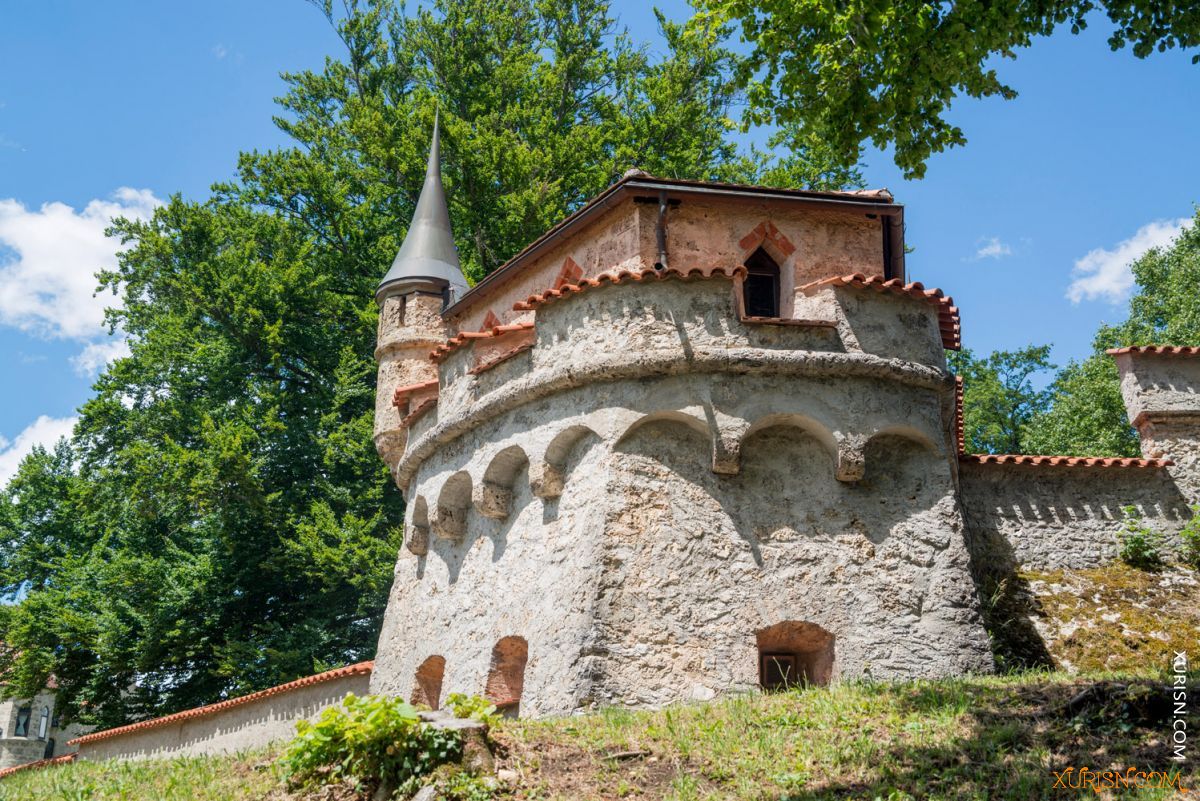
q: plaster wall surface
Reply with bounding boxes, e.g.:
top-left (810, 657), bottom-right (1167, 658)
top-left (74, 672), bottom-right (370, 762)
top-left (959, 462), bottom-right (1191, 570)
top-left (447, 196), bottom-right (886, 333)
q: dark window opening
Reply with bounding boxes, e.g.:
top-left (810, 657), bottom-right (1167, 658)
top-left (14, 705), bottom-right (31, 737)
top-left (760, 653), bottom-right (800, 691)
top-left (43, 738), bottom-right (55, 760)
top-left (756, 621), bottom-right (835, 690)
top-left (743, 247), bottom-right (781, 318)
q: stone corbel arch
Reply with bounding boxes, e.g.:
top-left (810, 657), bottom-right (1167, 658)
top-left (531, 424), bottom-right (599, 499)
top-left (406, 495), bottom-right (431, 555)
top-left (431, 471), bottom-right (472, 542)
top-left (741, 413), bottom-right (839, 477)
top-left (474, 445), bottom-right (529, 519)
top-left (839, 425), bottom-right (942, 485)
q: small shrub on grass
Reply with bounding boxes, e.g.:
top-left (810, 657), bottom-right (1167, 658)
top-left (1118, 506), bottom-right (1164, 570)
top-left (445, 693), bottom-right (501, 727)
top-left (1180, 504), bottom-right (1200, 569)
top-left (283, 693), bottom-right (461, 793)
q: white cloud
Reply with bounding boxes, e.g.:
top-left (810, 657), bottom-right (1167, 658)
top-left (1067, 217), bottom-right (1191, 304)
top-left (0, 188), bottom-right (160, 367)
top-left (972, 237), bottom-right (1012, 261)
top-left (71, 338), bottom-right (132, 376)
top-left (212, 44), bottom-right (228, 59)
top-left (0, 415), bottom-right (77, 487)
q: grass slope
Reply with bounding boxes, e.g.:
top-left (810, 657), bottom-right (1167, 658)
top-left (2, 672), bottom-right (1193, 801)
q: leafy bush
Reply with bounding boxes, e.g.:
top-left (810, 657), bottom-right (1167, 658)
top-left (1180, 504), bottom-right (1200, 569)
top-left (445, 693), bottom-right (501, 727)
top-left (1118, 506), bottom-right (1164, 570)
top-left (283, 693), bottom-right (461, 792)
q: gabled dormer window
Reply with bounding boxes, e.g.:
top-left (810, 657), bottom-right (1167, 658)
top-left (743, 248), bottom-right (781, 318)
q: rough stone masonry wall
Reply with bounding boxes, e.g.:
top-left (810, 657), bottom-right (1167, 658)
top-left (372, 275), bottom-right (994, 713)
top-left (959, 462), bottom-right (1191, 571)
top-left (595, 419), bottom-right (992, 708)
top-left (74, 671), bottom-right (370, 762)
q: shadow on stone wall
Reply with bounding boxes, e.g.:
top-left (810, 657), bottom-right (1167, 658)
top-left (960, 504), bottom-right (1054, 671)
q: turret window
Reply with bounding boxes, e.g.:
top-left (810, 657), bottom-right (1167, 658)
top-left (37, 706), bottom-right (50, 740)
top-left (14, 705), bottom-right (31, 737)
top-left (743, 248), bottom-right (781, 318)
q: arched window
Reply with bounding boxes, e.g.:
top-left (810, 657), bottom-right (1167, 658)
top-left (485, 636), bottom-right (528, 719)
top-left (410, 655), bottom-right (446, 711)
top-left (13, 705), bottom-right (31, 737)
top-left (37, 706), bottom-right (50, 740)
top-left (743, 247), bottom-right (781, 318)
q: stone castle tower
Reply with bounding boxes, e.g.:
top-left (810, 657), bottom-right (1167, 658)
top-left (368, 125), bottom-right (1200, 717)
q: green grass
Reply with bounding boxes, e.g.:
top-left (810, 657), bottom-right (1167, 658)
top-left (0, 750), bottom-right (280, 801)
top-left (500, 672), bottom-right (1194, 800)
top-left (2, 673), bottom-right (1193, 800)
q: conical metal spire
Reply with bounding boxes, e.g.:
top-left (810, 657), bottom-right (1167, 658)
top-left (377, 113), bottom-right (468, 302)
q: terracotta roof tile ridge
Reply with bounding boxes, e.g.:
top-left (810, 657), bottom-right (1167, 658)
top-left (1106, 345), bottom-right (1200, 356)
top-left (393, 379), bottom-right (440, 401)
top-left (430, 321), bottom-right (536, 363)
top-left (468, 342), bottom-right (536, 376)
top-left (959, 454), bottom-right (1173, 468)
top-left (798, 273), bottom-right (961, 350)
top-left (0, 752), bottom-right (76, 779)
top-left (67, 661), bottom-right (373, 747)
top-left (401, 397), bottom-right (438, 427)
top-left (513, 264), bottom-right (747, 312)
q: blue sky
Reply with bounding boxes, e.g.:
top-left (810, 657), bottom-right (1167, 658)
top-left (1, 1), bottom-right (1198, 481)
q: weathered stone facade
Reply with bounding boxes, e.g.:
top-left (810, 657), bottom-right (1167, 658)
top-left (0, 690), bottom-right (88, 769)
top-left (369, 171), bottom-right (1200, 717)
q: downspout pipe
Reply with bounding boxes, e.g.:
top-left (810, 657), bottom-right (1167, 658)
top-left (655, 190), bottom-right (669, 270)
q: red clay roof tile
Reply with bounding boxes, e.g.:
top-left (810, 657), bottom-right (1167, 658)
top-left (799, 273), bottom-right (961, 350)
top-left (468, 342), bottom-right (535, 376)
top-left (0, 752), bottom-right (76, 779)
top-left (401, 398), bottom-right (438, 427)
top-left (954, 375), bottom-right (965, 456)
top-left (1106, 345), bottom-right (1200, 356)
top-left (67, 661), bottom-right (373, 747)
top-left (512, 264), bottom-right (747, 313)
top-left (959, 454), bottom-right (1173, 468)
top-left (430, 322), bottom-right (536, 364)
top-left (392, 379), bottom-right (440, 408)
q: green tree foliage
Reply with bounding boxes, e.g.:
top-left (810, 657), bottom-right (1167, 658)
top-left (0, 0), bottom-right (859, 727)
top-left (1023, 208), bottom-right (1200, 456)
top-left (697, 0), bottom-right (1200, 178)
top-left (948, 345), bottom-right (1054, 454)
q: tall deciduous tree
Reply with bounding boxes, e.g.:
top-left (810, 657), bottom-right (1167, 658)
top-left (697, 0), bottom-right (1200, 177)
top-left (1023, 209), bottom-right (1200, 456)
top-left (948, 345), bottom-right (1054, 454)
top-left (0, 0), bottom-right (859, 726)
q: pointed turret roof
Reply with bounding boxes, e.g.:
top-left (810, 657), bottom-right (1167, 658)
top-left (377, 114), bottom-right (468, 301)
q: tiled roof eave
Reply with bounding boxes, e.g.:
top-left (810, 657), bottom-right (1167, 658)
top-left (799, 273), bottom-right (961, 350)
top-left (959, 454), bottom-right (1173, 468)
top-left (67, 661), bottom-right (373, 747)
top-left (1106, 346), bottom-right (1200, 356)
top-left (513, 264), bottom-right (747, 313)
top-left (430, 322), bottom-right (535, 364)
